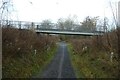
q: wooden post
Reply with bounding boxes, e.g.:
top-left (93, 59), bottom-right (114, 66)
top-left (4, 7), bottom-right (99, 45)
top-left (110, 52), bottom-right (114, 62)
top-left (34, 49), bottom-right (37, 55)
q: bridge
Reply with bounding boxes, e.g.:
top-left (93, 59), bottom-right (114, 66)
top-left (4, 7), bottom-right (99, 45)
top-left (1, 20), bottom-right (104, 36)
top-left (35, 29), bottom-right (104, 36)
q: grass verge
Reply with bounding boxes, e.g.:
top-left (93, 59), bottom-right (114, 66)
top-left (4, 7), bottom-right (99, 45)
top-left (2, 45), bottom-right (57, 78)
top-left (68, 43), bottom-right (85, 78)
top-left (32, 45), bottom-right (58, 77)
top-left (68, 43), bottom-right (118, 78)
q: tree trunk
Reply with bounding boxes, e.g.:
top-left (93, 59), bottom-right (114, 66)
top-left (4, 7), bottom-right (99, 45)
top-left (116, 27), bottom-right (120, 78)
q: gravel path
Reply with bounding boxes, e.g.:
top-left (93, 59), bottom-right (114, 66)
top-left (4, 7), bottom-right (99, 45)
top-left (34, 42), bottom-right (76, 78)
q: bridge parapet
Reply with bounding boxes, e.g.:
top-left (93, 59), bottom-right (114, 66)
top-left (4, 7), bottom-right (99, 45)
top-left (36, 28), bottom-right (105, 33)
top-left (35, 29), bottom-right (104, 36)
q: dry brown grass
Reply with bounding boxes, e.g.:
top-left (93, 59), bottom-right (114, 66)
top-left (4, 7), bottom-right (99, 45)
top-left (2, 27), bottom-right (58, 78)
top-left (68, 30), bottom-right (119, 78)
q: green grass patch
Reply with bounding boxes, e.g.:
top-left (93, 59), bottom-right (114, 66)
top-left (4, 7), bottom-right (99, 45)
top-left (2, 45), bottom-right (57, 78)
top-left (67, 44), bottom-right (85, 78)
top-left (68, 43), bottom-right (118, 78)
top-left (32, 45), bottom-right (58, 77)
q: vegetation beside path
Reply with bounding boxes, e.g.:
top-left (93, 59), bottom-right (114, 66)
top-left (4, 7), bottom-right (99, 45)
top-left (68, 39), bottom-right (118, 78)
top-left (2, 27), bottom-right (58, 78)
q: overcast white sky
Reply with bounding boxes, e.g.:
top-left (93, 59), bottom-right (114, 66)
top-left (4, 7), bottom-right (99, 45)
top-left (1, 0), bottom-right (120, 23)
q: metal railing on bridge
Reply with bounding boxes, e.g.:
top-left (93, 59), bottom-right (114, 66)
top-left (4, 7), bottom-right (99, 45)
top-left (35, 28), bottom-right (104, 36)
top-left (1, 20), bottom-right (104, 36)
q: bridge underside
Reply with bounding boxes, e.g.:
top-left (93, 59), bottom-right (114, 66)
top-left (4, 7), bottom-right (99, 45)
top-left (35, 30), bottom-right (103, 36)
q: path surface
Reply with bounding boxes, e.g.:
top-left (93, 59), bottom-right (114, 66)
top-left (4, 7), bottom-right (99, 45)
top-left (34, 42), bottom-right (76, 78)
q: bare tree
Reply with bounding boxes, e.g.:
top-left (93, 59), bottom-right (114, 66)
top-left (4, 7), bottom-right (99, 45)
top-left (64, 18), bottom-right (74, 30)
top-left (57, 18), bottom-right (65, 30)
top-left (109, 1), bottom-right (120, 56)
top-left (0, 0), bottom-right (14, 27)
top-left (109, 1), bottom-right (120, 78)
top-left (80, 16), bottom-right (99, 32)
top-left (40, 20), bottom-right (53, 29)
top-left (57, 17), bottom-right (75, 31)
